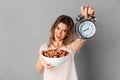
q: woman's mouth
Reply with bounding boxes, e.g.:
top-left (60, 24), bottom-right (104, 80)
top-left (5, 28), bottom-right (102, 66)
top-left (56, 34), bottom-right (61, 39)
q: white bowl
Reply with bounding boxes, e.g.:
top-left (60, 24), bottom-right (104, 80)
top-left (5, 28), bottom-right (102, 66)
top-left (42, 51), bottom-right (70, 66)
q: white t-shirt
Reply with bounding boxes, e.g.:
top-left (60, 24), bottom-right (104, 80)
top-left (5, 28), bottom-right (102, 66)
top-left (39, 42), bottom-right (78, 80)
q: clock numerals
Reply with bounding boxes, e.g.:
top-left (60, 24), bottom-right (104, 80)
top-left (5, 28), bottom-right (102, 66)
top-left (79, 21), bottom-right (96, 38)
top-left (76, 19), bottom-right (96, 39)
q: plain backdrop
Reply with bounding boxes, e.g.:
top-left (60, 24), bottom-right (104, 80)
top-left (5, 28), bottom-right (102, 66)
top-left (0, 0), bottom-right (120, 80)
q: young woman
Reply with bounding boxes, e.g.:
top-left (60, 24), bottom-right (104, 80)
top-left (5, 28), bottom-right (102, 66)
top-left (36, 6), bottom-right (96, 80)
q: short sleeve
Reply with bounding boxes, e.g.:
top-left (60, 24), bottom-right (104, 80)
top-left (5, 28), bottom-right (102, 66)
top-left (71, 42), bottom-right (80, 54)
top-left (65, 42), bottom-right (77, 58)
top-left (67, 41), bottom-right (80, 56)
top-left (39, 43), bottom-right (48, 53)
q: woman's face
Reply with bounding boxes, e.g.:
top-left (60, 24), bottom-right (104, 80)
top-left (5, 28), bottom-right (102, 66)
top-left (54, 22), bottom-right (68, 41)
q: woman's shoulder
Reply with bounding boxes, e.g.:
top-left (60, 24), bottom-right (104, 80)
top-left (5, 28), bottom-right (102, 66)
top-left (65, 42), bottom-right (77, 54)
top-left (39, 42), bottom-right (49, 51)
top-left (41, 42), bottom-right (48, 47)
top-left (66, 42), bottom-right (74, 47)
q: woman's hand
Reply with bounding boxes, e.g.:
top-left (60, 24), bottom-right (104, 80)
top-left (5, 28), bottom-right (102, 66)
top-left (72, 6), bottom-right (96, 53)
top-left (39, 51), bottom-right (53, 69)
top-left (80, 6), bottom-right (96, 19)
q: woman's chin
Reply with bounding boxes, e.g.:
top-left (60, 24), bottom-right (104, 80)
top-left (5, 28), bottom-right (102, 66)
top-left (55, 38), bottom-right (63, 41)
top-left (55, 39), bottom-right (61, 41)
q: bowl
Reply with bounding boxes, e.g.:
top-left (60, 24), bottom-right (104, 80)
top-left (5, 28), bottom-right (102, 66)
top-left (42, 49), bottom-right (70, 66)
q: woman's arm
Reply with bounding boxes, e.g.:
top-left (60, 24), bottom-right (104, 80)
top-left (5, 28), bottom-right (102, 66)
top-left (35, 50), bottom-right (53, 73)
top-left (72, 6), bottom-right (95, 53)
top-left (72, 38), bottom-right (86, 53)
top-left (35, 51), bottom-right (44, 73)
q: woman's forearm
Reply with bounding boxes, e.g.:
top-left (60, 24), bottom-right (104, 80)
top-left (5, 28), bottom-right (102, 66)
top-left (72, 38), bottom-right (86, 52)
top-left (35, 56), bottom-right (44, 73)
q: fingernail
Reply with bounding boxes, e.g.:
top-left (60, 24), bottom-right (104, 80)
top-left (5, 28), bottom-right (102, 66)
top-left (47, 63), bottom-right (50, 65)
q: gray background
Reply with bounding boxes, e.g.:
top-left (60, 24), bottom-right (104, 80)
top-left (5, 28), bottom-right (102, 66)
top-left (0, 0), bottom-right (120, 80)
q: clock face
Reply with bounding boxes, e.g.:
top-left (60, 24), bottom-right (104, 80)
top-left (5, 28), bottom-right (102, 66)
top-left (79, 21), bottom-right (96, 38)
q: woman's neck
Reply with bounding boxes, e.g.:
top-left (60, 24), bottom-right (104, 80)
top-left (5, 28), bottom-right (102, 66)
top-left (53, 41), bottom-right (63, 48)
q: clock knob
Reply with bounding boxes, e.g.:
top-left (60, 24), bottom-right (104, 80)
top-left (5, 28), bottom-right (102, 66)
top-left (76, 15), bottom-right (97, 22)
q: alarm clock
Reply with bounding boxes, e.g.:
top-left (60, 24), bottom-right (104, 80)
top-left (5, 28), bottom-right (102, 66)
top-left (75, 15), bottom-right (97, 39)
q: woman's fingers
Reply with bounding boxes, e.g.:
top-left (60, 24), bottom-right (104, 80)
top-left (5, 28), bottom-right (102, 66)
top-left (80, 6), bottom-right (84, 16)
top-left (84, 6), bottom-right (88, 19)
top-left (39, 56), bottom-right (53, 69)
top-left (88, 6), bottom-right (95, 15)
top-left (44, 61), bottom-right (53, 69)
top-left (41, 58), bottom-right (53, 69)
top-left (39, 50), bottom-right (53, 69)
top-left (80, 6), bottom-right (88, 18)
top-left (80, 6), bottom-right (95, 19)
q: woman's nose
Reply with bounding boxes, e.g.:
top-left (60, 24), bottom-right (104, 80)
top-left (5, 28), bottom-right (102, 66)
top-left (58, 30), bottom-right (62, 34)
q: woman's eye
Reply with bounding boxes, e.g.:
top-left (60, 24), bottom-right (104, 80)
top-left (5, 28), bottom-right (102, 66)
top-left (63, 30), bottom-right (67, 33)
top-left (56, 26), bottom-right (60, 30)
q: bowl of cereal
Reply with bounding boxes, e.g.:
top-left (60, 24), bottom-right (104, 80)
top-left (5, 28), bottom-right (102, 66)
top-left (42, 49), bottom-right (70, 66)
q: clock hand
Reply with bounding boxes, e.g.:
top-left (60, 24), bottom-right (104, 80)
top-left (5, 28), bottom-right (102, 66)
top-left (83, 28), bottom-right (89, 32)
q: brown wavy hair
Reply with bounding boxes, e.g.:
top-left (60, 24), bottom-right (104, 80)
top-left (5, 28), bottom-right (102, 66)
top-left (48, 15), bottom-right (75, 47)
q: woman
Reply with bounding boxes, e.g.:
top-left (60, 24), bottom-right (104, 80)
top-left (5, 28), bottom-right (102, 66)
top-left (36, 6), bottom-right (96, 80)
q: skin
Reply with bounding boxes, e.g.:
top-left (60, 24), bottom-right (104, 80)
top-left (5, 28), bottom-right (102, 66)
top-left (35, 6), bottom-right (96, 73)
top-left (53, 23), bottom-right (68, 48)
